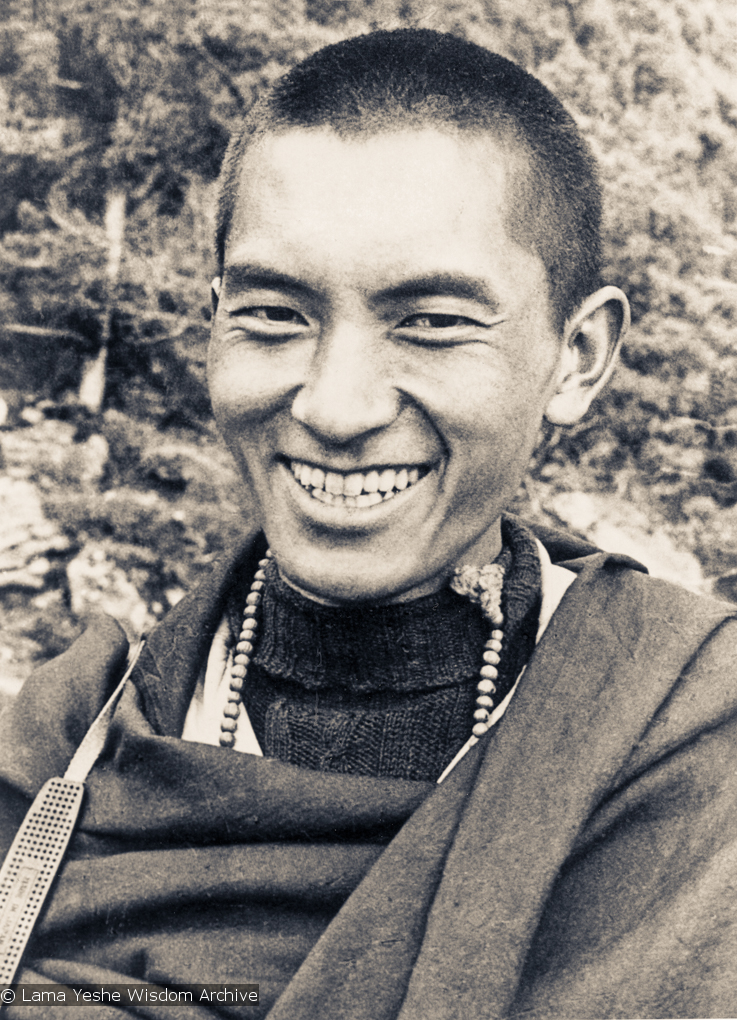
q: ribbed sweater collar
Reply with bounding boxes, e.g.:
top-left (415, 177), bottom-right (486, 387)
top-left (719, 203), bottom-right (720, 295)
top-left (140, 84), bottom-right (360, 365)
top-left (224, 515), bottom-right (541, 695)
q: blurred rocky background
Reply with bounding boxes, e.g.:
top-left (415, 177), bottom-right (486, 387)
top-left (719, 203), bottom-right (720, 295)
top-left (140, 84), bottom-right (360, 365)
top-left (1, 0), bottom-right (737, 705)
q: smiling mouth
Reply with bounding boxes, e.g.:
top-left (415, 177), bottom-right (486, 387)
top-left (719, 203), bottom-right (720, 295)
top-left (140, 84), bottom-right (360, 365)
top-left (289, 460), bottom-right (428, 508)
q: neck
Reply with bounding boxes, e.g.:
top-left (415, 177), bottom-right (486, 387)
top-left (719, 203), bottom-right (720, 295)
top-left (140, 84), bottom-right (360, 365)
top-left (275, 519), bottom-right (505, 607)
top-left (277, 567), bottom-right (457, 606)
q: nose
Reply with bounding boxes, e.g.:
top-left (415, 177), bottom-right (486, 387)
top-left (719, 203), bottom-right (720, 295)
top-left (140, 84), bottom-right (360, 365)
top-left (291, 324), bottom-right (399, 445)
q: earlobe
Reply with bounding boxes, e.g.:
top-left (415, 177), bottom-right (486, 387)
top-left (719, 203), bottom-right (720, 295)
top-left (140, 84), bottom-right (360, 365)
top-left (211, 276), bottom-right (221, 315)
top-left (544, 286), bottom-right (630, 426)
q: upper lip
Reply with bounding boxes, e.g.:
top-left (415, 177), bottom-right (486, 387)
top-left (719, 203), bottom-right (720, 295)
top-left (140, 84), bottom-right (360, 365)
top-left (280, 455), bottom-right (433, 473)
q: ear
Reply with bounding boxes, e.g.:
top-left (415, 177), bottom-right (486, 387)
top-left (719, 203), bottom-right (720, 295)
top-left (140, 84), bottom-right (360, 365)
top-left (211, 276), bottom-right (221, 315)
top-left (544, 286), bottom-right (630, 426)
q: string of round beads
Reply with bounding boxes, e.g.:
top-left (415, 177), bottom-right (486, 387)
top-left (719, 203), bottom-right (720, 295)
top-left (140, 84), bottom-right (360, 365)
top-left (449, 561), bottom-right (506, 742)
top-left (221, 550), bottom-right (507, 751)
top-left (219, 550), bottom-right (272, 749)
top-left (473, 617), bottom-right (504, 738)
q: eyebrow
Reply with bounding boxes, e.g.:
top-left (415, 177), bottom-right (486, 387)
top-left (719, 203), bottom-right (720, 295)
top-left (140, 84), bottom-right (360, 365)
top-left (371, 273), bottom-right (502, 312)
top-left (222, 263), bottom-right (317, 301)
top-left (222, 263), bottom-right (503, 312)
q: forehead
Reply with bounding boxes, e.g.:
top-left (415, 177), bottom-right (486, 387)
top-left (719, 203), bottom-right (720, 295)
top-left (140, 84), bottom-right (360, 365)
top-left (226, 127), bottom-right (540, 275)
top-left (235, 125), bottom-right (511, 204)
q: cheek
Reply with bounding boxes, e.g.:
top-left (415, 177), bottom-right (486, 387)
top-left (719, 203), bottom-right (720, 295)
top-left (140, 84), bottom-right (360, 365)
top-left (208, 341), bottom-right (290, 428)
top-left (207, 340), bottom-right (238, 419)
top-left (435, 363), bottom-right (553, 493)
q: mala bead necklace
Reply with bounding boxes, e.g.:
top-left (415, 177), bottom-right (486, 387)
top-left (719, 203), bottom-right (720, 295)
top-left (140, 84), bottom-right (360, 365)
top-left (449, 562), bottom-right (505, 739)
top-left (219, 551), bottom-right (507, 758)
top-left (219, 550), bottom-right (272, 748)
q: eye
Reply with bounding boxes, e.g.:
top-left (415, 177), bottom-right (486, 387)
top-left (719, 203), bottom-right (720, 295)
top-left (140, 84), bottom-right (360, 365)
top-left (399, 313), bottom-right (482, 329)
top-left (393, 309), bottom-right (505, 348)
top-left (243, 306), bottom-right (308, 325)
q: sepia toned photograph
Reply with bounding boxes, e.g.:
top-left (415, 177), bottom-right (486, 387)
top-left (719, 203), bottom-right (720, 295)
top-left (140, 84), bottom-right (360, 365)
top-left (1, 1), bottom-right (737, 1017)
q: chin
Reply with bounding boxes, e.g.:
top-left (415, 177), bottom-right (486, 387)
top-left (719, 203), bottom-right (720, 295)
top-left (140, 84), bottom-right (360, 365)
top-left (275, 549), bottom-right (437, 606)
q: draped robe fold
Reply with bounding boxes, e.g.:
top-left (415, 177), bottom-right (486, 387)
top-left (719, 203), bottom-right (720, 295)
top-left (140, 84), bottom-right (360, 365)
top-left (2, 525), bottom-right (737, 1019)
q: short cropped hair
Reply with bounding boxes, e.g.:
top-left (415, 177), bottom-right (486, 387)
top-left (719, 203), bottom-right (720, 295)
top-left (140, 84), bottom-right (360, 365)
top-left (216, 29), bottom-right (602, 332)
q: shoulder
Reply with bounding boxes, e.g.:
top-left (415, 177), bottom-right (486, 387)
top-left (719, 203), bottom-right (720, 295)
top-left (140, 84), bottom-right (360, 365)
top-left (0, 530), bottom-right (264, 791)
top-left (525, 513), bottom-right (737, 643)
top-left (527, 518), bottom-right (737, 756)
top-left (0, 614), bottom-right (129, 793)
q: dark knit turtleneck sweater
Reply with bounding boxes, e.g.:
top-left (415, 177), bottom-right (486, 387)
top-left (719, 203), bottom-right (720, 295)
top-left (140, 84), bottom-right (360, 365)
top-left (226, 516), bottom-right (541, 782)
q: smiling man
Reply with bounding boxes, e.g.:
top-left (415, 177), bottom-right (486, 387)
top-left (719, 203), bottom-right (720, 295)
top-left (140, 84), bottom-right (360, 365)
top-left (3, 28), bottom-right (737, 1020)
top-left (209, 128), bottom-right (594, 606)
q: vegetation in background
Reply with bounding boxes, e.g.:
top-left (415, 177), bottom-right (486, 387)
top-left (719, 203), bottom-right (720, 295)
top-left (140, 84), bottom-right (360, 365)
top-left (1, 0), bottom-right (737, 671)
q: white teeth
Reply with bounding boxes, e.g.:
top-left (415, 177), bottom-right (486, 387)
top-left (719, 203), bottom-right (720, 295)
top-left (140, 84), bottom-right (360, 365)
top-left (344, 473), bottom-right (363, 497)
top-left (378, 468), bottom-right (396, 492)
top-left (325, 471), bottom-right (344, 495)
top-left (363, 470), bottom-right (380, 493)
top-left (290, 460), bottom-right (426, 507)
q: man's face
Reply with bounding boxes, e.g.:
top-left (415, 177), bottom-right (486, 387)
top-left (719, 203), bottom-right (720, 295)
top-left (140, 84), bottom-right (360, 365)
top-left (209, 127), bottom-right (564, 604)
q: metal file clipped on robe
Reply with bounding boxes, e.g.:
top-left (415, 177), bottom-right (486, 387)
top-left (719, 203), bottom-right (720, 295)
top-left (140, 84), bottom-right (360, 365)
top-left (0, 639), bottom-right (145, 986)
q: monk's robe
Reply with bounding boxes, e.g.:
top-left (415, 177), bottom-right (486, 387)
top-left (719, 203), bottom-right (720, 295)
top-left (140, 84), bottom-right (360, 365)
top-left (2, 526), bottom-right (737, 1019)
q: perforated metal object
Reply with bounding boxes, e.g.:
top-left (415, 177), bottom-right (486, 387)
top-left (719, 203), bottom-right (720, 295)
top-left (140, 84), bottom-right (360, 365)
top-left (0, 776), bottom-right (84, 983)
top-left (0, 640), bottom-right (143, 987)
